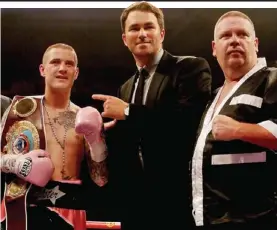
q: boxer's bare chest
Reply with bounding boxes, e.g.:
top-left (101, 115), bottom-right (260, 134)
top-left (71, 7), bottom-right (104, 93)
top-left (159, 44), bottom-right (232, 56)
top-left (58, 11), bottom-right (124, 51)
top-left (44, 107), bottom-right (77, 144)
top-left (42, 105), bottom-right (85, 179)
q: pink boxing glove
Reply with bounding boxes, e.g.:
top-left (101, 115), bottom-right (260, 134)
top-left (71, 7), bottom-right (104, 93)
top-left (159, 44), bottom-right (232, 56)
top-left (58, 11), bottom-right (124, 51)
top-left (75, 106), bottom-right (103, 143)
top-left (75, 106), bottom-right (107, 162)
top-left (1, 149), bottom-right (54, 187)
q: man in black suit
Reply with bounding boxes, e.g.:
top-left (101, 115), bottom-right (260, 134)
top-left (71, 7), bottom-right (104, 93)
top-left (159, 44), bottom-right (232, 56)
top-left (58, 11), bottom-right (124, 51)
top-left (92, 2), bottom-right (212, 229)
top-left (1, 95), bottom-right (12, 120)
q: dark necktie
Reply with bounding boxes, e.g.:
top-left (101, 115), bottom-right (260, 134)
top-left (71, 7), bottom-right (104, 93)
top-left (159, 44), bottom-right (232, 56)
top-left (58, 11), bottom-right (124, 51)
top-left (134, 68), bottom-right (148, 105)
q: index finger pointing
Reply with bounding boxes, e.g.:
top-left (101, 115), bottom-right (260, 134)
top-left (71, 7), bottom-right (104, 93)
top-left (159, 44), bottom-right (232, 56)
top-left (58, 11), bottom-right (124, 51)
top-left (92, 94), bottom-right (110, 102)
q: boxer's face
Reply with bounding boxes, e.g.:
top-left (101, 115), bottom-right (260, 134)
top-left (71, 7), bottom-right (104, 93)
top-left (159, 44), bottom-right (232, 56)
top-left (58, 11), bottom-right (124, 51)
top-left (212, 16), bottom-right (258, 73)
top-left (39, 48), bottom-right (79, 91)
top-left (122, 10), bottom-right (165, 59)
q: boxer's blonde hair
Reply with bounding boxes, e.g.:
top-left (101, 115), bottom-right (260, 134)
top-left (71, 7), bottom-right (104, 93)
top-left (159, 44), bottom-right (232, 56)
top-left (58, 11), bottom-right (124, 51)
top-left (42, 43), bottom-right (78, 66)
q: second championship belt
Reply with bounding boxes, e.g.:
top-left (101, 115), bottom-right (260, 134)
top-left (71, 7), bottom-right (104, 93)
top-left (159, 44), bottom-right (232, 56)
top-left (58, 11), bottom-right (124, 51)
top-left (1, 96), bottom-right (46, 230)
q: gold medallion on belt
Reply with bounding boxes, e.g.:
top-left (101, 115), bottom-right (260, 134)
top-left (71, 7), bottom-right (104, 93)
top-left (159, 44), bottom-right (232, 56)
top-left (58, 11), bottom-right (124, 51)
top-left (3, 118), bottom-right (40, 200)
top-left (13, 97), bottom-right (37, 118)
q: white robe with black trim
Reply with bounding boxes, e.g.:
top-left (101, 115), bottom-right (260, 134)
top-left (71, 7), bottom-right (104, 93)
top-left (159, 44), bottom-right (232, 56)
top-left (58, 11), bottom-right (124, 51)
top-left (191, 58), bottom-right (277, 226)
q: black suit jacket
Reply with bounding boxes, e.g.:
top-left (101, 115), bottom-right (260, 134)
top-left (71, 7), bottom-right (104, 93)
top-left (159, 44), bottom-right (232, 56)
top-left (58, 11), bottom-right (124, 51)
top-left (105, 50), bottom-right (212, 229)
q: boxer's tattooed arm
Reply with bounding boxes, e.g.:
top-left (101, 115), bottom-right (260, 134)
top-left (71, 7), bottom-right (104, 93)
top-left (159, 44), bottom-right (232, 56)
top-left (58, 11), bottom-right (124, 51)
top-left (85, 146), bottom-right (108, 186)
top-left (84, 138), bottom-right (108, 186)
top-left (89, 160), bottom-right (108, 187)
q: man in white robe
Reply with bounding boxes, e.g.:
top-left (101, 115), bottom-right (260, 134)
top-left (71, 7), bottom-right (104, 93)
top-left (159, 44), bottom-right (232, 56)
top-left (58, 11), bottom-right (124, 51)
top-left (191, 10), bottom-right (277, 230)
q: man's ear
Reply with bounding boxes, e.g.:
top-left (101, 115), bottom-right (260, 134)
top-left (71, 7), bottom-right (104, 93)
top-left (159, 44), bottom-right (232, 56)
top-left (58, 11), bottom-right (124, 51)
top-left (39, 64), bottom-right (45, 78)
top-left (160, 29), bottom-right (165, 43)
top-left (74, 67), bottom-right (79, 80)
top-left (122, 33), bottom-right (128, 47)
top-left (212, 40), bottom-right (216, 57)
top-left (254, 37), bottom-right (259, 53)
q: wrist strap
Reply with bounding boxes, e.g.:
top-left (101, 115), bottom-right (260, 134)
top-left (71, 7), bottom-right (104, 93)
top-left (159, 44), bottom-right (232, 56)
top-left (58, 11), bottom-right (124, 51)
top-left (1, 154), bottom-right (18, 174)
top-left (88, 139), bottom-right (107, 163)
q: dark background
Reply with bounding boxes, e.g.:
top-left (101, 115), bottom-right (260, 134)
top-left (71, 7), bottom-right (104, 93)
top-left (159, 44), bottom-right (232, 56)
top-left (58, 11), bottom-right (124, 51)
top-left (1, 7), bottom-right (277, 222)
top-left (2, 8), bottom-right (277, 108)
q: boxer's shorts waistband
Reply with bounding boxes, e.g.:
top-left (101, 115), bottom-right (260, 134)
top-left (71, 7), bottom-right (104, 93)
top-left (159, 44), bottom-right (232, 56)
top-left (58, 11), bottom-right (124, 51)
top-left (28, 180), bottom-right (85, 210)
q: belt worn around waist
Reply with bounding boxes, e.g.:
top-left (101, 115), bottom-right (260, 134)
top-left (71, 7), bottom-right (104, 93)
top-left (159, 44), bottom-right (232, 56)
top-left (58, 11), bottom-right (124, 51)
top-left (27, 180), bottom-right (85, 210)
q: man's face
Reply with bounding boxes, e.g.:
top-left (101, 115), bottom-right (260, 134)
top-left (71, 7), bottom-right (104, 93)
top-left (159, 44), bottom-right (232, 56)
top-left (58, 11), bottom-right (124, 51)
top-left (39, 48), bottom-right (79, 91)
top-left (212, 16), bottom-right (258, 71)
top-left (122, 10), bottom-right (165, 58)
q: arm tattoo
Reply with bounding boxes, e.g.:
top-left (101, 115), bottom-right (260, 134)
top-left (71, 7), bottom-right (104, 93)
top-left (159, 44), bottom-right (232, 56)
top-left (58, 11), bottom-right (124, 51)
top-left (84, 135), bottom-right (109, 186)
top-left (89, 159), bottom-right (108, 187)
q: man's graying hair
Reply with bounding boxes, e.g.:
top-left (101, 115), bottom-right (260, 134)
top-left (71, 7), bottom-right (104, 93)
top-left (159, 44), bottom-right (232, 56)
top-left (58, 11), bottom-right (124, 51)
top-left (214, 11), bottom-right (256, 40)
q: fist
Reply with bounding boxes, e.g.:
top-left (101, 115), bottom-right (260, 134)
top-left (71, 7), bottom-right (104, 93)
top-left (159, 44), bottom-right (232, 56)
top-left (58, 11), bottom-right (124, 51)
top-left (75, 106), bottom-right (107, 163)
top-left (75, 106), bottom-right (103, 144)
top-left (212, 115), bottom-right (240, 141)
top-left (22, 149), bottom-right (54, 186)
top-left (1, 149), bottom-right (54, 187)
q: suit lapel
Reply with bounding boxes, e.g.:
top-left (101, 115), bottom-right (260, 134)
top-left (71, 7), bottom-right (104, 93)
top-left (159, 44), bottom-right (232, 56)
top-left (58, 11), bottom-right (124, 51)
top-left (122, 74), bottom-right (137, 103)
top-left (145, 51), bottom-right (177, 107)
top-left (122, 50), bottom-right (177, 106)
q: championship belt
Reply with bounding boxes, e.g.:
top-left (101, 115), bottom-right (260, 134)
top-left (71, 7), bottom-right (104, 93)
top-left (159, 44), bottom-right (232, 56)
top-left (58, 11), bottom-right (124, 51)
top-left (1, 95), bottom-right (46, 230)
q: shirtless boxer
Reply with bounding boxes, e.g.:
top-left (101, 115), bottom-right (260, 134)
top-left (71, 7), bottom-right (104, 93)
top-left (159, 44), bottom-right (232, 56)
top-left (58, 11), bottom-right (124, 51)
top-left (1, 43), bottom-right (108, 230)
